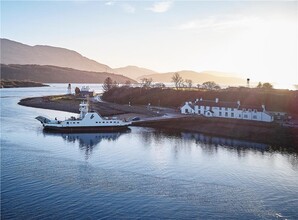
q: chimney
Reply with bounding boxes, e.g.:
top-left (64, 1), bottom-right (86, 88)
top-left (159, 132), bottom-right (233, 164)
top-left (237, 100), bottom-right (240, 106)
top-left (262, 104), bottom-right (265, 111)
top-left (215, 98), bottom-right (219, 103)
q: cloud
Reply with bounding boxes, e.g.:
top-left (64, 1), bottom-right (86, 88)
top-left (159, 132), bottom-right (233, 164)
top-left (147, 1), bottom-right (172, 13)
top-left (177, 16), bottom-right (261, 31)
top-left (105, 1), bottom-right (114, 6)
top-left (123, 4), bottom-right (136, 13)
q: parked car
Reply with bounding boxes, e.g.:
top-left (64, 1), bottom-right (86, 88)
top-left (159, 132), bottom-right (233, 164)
top-left (131, 117), bottom-right (140, 121)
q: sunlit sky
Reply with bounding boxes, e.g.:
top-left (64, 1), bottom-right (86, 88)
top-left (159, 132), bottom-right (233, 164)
top-left (1, 1), bottom-right (297, 87)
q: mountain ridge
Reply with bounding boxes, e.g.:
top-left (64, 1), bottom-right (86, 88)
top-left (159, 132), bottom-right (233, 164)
top-left (1, 64), bottom-right (135, 84)
top-left (1, 38), bottom-right (113, 73)
top-left (1, 38), bottom-right (246, 86)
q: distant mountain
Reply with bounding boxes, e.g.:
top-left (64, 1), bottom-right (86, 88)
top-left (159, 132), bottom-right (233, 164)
top-left (1, 38), bottom-right (113, 72)
top-left (1, 38), bottom-right (245, 86)
top-left (113, 65), bottom-right (159, 80)
top-left (1, 64), bottom-right (136, 84)
top-left (137, 70), bottom-right (246, 86)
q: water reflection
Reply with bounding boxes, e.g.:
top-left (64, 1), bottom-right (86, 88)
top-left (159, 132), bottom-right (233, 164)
top-left (181, 132), bottom-right (269, 151)
top-left (43, 129), bottom-right (130, 159)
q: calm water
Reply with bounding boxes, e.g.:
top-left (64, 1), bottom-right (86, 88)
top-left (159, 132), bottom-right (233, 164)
top-left (1, 85), bottom-right (298, 219)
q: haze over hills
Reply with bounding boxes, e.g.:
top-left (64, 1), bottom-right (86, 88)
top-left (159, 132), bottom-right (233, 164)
top-left (138, 70), bottom-right (246, 86)
top-left (113, 65), bottom-right (159, 80)
top-left (1, 64), bottom-right (135, 84)
top-left (1, 38), bottom-right (247, 86)
top-left (1, 38), bottom-right (113, 73)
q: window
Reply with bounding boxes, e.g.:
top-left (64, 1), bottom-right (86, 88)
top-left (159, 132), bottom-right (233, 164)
top-left (254, 109), bottom-right (257, 113)
top-left (239, 114), bottom-right (241, 118)
top-left (248, 109), bottom-right (252, 112)
top-left (231, 108), bottom-right (234, 111)
top-left (77, 122), bottom-right (79, 124)
top-left (253, 115), bottom-right (257, 119)
top-left (219, 112), bottom-right (222, 116)
top-left (243, 108), bottom-right (246, 112)
top-left (244, 115), bottom-right (248, 118)
top-left (225, 112), bottom-right (228, 117)
top-left (231, 113), bottom-right (234, 117)
top-left (67, 122), bottom-right (69, 124)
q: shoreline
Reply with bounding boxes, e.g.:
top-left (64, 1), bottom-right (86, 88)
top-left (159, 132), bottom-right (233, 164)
top-left (18, 94), bottom-right (298, 151)
top-left (1, 80), bottom-right (48, 88)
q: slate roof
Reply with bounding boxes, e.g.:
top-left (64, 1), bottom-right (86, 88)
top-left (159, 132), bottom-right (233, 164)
top-left (196, 100), bottom-right (238, 108)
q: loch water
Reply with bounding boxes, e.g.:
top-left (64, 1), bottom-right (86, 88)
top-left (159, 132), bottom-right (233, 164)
top-left (1, 84), bottom-right (298, 219)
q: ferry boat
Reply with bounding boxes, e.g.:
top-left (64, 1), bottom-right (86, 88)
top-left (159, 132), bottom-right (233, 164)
top-left (36, 100), bottom-right (131, 132)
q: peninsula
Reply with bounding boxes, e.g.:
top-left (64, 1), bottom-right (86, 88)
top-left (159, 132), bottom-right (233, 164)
top-left (1, 80), bottom-right (48, 88)
top-left (19, 87), bottom-right (298, 151)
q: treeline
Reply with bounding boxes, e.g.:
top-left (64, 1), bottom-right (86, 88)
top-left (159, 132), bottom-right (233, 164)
top-left (102, 86), bottom-right (298, 115)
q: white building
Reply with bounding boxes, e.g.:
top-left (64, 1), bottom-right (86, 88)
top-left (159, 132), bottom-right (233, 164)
top-left (181, 98), bottom-right (273, 122)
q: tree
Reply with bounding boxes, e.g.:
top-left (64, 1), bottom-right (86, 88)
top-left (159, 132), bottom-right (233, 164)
top-left (75, 87), bottom-right (80, 95)
top-left (102, 77), bottom-right (113, 92)
top-left (154, 83), bottom-right (166, 88)
top-left (124, 80), bottom-right (131, 87)
top-left (140, 78), bottom-right (153, 88)
top-left (113, 80), bottom-right (119, 88)
top-left (262, 82), bottom-right (273, 89)
top-left (257, 82), bottom-right (262, 88)
top-left (185, 79), bottom-right (192, 89)
top-left (256, 82), bottom-right (273, 89)
top-left (172, 72), bottom-right (183, 89)
top-left (201, 81), bottom-right (221, 90)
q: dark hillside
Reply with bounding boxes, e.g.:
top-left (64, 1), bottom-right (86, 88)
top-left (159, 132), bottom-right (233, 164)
top-left (1, 64), bottom-right (136, 84)
top-left (102, 87), bottom-right (298, 115)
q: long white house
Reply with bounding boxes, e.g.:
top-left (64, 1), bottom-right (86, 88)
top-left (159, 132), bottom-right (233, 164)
top-left (181, 98), bottom-right (273, 122)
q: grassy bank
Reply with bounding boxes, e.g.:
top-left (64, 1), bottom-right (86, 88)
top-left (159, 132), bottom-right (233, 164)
top-left (102, 87), bottom-right (298, 115)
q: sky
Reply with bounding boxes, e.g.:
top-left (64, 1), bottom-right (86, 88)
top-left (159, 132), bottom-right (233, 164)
top-left (1, 1), bottom-right (297, 88)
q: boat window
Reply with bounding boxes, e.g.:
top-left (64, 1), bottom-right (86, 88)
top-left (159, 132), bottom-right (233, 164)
top-left (96, 122), bottom-right (98, 123)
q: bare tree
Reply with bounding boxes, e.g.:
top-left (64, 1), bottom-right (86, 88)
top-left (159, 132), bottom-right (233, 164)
top-left (102, 77), bottom-right (113, 92)
top-left (75, 87), bottom-right (80, 95)
top-left (113, 80), bottom-right (119, 88)
top-left (124, 80), bottom-right (131, 87)
top-left (140, 78), bottom-right (153, 88)
top-left (201, 81), bottom-right (221, 90)
top-left (256, 82), bottom-right (273, 89)
top-left (256, 82), bottom-right (262, 88)
top-left (262, 82), bottom-right (273, 89)
top-left (172, 72), bottom-right (183, 89)
top-left (185, 79), bottom-right (192, 89)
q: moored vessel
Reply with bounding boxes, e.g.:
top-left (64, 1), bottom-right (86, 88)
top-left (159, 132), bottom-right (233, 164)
top-left (36, 100), bottom-right (131, 132)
